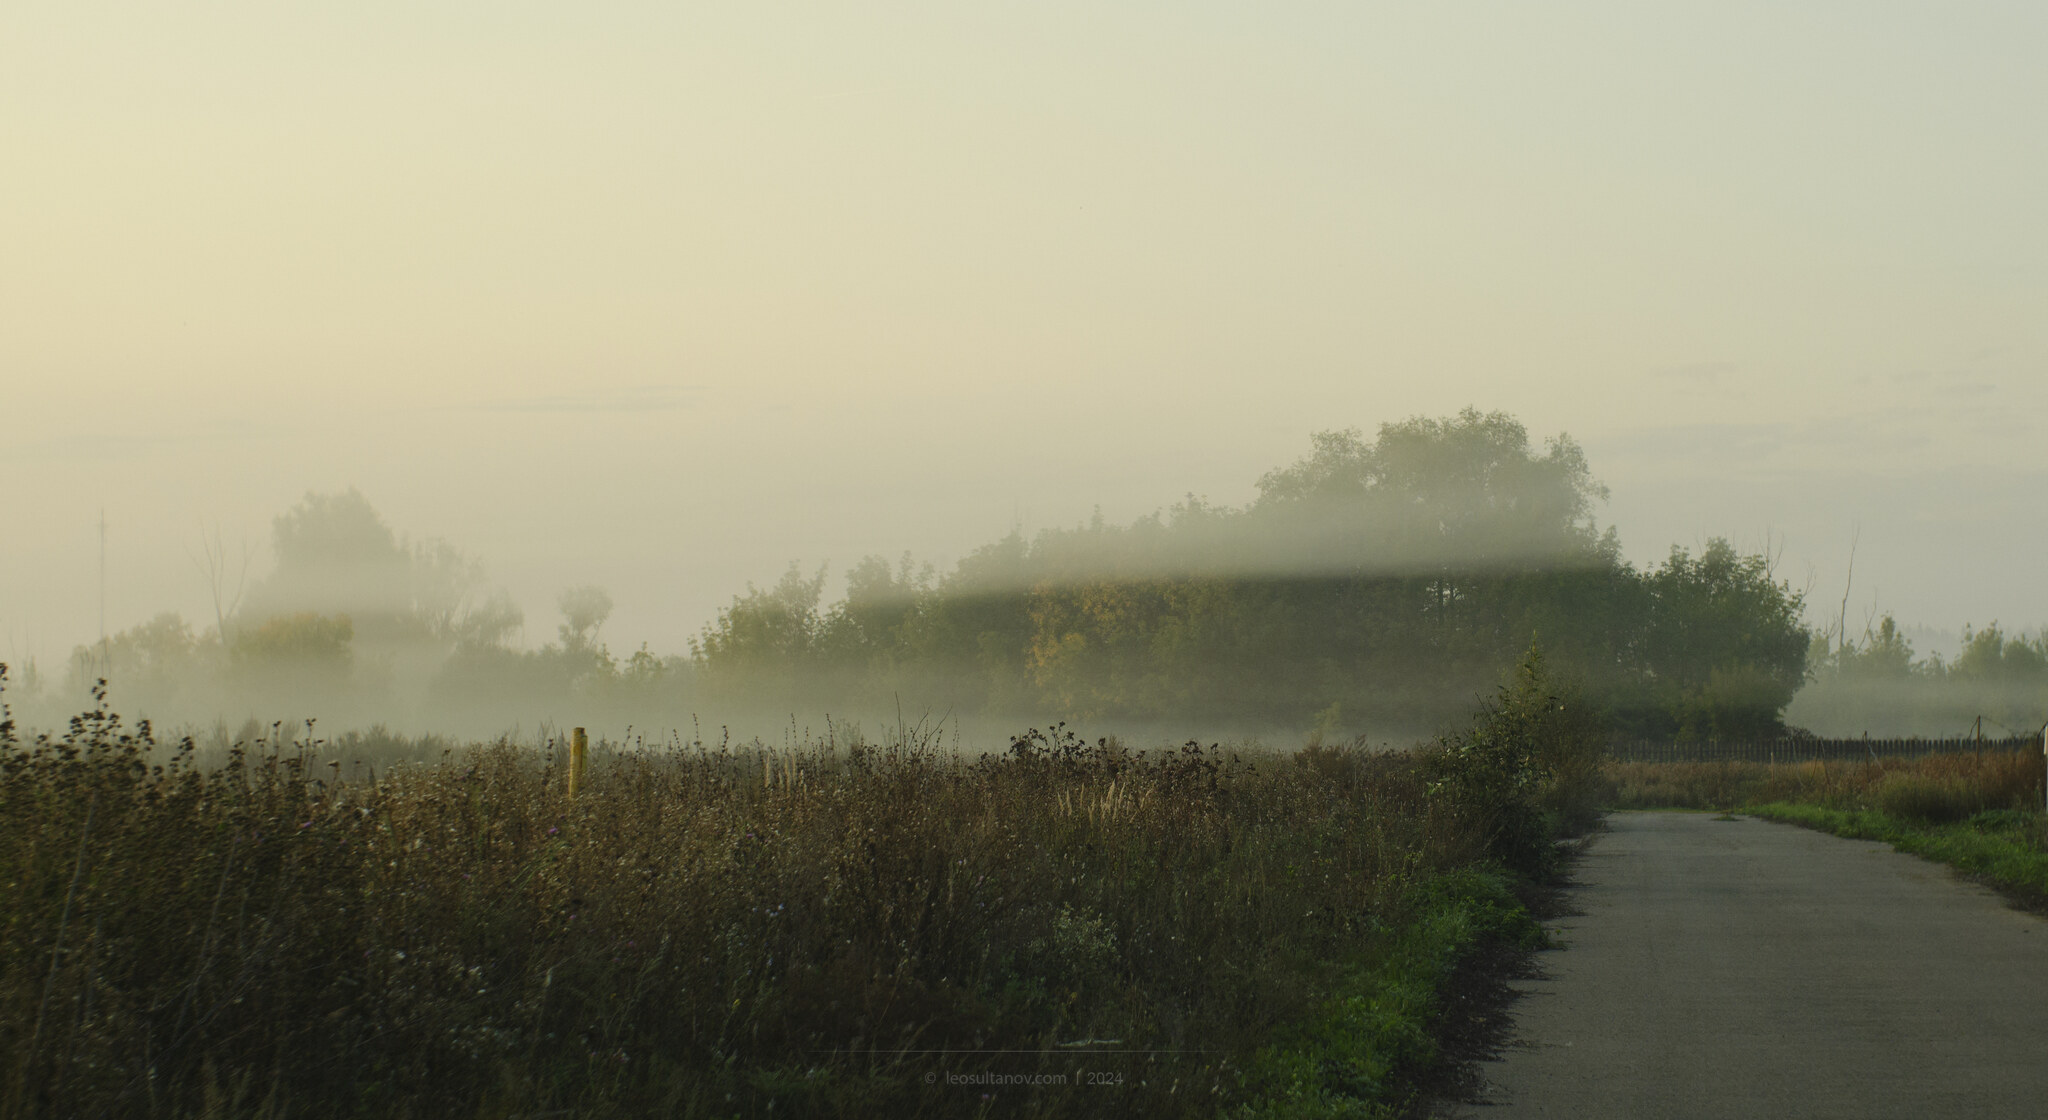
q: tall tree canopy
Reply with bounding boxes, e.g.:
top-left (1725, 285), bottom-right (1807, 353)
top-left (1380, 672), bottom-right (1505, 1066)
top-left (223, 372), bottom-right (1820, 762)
top-left (694, 410), bottom-right (1811, 736)
top-left (242, 488), bottom-right (485, 645)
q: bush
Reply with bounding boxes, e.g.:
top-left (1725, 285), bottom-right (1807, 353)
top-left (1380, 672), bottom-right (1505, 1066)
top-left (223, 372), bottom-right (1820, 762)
top-left (1427, 643), bottom-right (1609, 875)
top-left (1872, 773), bottom-right (1983, 824)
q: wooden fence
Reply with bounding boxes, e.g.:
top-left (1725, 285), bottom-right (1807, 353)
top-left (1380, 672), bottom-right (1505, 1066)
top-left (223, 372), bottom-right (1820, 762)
top-left (1607, 734), bottom-right (2046, 765)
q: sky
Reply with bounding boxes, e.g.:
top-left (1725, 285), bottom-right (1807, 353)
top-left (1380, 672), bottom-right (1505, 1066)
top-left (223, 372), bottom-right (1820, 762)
top-left (5, 1), bottom-right (2045, 670)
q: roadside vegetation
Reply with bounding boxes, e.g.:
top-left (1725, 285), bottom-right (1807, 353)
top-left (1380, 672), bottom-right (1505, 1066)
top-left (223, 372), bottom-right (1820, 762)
top-left (0, 648), bottom-right (1601, 1119)
top-left (1609, 750), bottom-right (2048, 908)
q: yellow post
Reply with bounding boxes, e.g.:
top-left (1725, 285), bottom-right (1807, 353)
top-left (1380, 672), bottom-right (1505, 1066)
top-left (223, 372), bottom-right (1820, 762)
top-left (568, 727), bottom-right (588, 798)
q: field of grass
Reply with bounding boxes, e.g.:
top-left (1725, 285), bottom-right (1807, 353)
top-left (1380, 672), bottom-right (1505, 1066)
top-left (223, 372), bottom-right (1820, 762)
top-left (1607, 750), bottom-right (2048, 908)
top-left (0, 662), bottom-right (1596, 1119)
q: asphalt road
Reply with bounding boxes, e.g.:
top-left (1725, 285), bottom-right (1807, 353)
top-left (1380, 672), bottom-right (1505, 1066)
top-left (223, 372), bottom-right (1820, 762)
top-left (1450, 811), bottom-right (2048, 1119)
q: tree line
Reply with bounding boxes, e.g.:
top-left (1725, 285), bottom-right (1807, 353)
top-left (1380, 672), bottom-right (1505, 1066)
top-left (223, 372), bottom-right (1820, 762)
top-left (686, 410), bottom-right (1809, 738)
top-left (1793, 615), bottom-right (2048, 738)
top-left (43, 408), bottom-right (2034, 742)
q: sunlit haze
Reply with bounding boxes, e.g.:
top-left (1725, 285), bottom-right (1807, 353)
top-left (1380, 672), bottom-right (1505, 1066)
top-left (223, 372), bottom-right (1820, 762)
top-left (7, 2), bottom-right (2045, 685)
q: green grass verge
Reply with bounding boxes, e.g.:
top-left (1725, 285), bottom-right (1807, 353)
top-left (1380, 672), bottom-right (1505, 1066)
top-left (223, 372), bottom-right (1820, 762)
top-left (1747, 803), bottom-right (2048, 907)
top-left (1236, 867), bottom-right (1543, 1119)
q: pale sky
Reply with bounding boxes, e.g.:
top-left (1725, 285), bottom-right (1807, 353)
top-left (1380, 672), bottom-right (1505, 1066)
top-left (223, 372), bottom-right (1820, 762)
top-left (5, 2), bottom-right (2045, 669)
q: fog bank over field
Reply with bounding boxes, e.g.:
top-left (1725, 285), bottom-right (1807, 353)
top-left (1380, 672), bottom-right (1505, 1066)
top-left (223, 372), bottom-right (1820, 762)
top-left (6, 406), bottom-right (2044, 746)
top-left (8, 388), bottom-right (2046, 679)
top-left (12, 408), bottom-right (2039, 749)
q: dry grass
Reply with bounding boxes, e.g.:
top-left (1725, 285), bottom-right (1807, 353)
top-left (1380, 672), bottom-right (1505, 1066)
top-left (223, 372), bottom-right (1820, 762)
top-left (1, 688), bottom-right (1529, 1118)
top-left (1607, 750), bottom-right (2044, 818)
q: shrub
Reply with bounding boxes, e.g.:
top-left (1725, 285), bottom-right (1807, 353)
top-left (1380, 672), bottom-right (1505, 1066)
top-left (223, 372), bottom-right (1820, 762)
top-left (1426, 643), bottom-right (1609, 874)
top-left (1872, 772), bottom-right (1983, 824)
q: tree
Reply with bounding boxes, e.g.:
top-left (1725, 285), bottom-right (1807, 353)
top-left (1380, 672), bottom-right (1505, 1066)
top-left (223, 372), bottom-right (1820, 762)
top-left (66, 612), bottom-right (202, 713)
top-left (453, 589), bottom-right (525, 650)
top-left (692, 565), bottom-right (826, 673)
top-left (818, 554), bottom-right (929, 666)
top-left (233, 613), bottom-right (354, 668)
top-left (242, 489), bottom-right (485, 645)
top-left (188, 522), bottom-right (251, 644)
top-left (249, 490), bottom-right (410, 618)
top-left (678, 410), bottom-right (1811, 736)
top-left (1844, 615), bottom-right (1915, 680)
top-left (1635, 539), bottom-right (1809, 738)
top-left (228, 612), bottom-right (357, 706)
top-left (1252, 408), bottom-right (1608, 573)
top-left (1953, 623), bottom-right (2048, 683)
top-left (557, 585), bottom-right (615, 651)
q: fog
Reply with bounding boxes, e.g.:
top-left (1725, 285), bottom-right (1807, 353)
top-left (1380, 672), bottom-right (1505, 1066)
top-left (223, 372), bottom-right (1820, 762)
top-left (5, 4), bottom-right (2047, 745)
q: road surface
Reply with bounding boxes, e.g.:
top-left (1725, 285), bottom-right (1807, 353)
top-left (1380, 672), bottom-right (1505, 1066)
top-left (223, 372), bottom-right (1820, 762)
top-left (1450, 811), bottom-right (2048, 1119)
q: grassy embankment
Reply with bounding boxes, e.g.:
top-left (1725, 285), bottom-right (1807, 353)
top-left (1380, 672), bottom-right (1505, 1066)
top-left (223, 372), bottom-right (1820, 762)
top-left (0, 657), bottom-right (1598, 1119)
top-left (1608, 750), bottom-right (2048, 906)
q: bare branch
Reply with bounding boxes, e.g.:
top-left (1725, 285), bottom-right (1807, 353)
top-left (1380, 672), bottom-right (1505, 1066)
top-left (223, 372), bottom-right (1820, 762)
top-left (1833, 525), bottom-right (1860, 658)
top-left (187, 520), bottom-right (251, 644)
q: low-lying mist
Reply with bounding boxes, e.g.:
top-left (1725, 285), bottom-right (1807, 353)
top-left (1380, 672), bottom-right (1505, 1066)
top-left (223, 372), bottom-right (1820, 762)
top-left (10, 409), bottom-right (2040, 748)
top-left (1790, 618), bottom-right (2048, 739)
